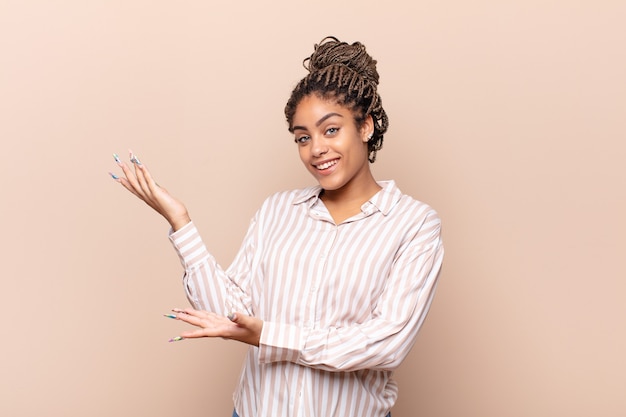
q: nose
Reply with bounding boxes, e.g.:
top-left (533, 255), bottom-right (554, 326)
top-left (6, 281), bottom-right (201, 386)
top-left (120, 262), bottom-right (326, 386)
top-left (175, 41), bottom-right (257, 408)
top-left (310, 136), bottom-right (328, 158)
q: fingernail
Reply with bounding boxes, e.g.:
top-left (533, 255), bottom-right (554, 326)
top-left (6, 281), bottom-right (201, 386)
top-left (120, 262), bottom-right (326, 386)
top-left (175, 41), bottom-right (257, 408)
top-left (129, 150), bottom-right (142, 165)
top-left (112, 153), bottom-right (122, 165)
top-left (227, 312), bottom-right (236, 321)
top-left (163, 314), bottom-right (177, 319)
top-left (169, 336), bottom-right (184, 342)
top-left (108, 172), bottom-right (120, 180)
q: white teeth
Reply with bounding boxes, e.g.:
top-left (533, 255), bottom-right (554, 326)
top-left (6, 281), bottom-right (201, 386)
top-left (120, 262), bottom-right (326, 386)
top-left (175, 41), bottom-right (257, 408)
top-left (316, 160), bottom-right (338, 170)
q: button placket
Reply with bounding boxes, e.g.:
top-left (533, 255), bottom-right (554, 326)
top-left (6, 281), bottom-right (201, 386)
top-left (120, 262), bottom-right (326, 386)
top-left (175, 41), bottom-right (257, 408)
top-left (308, 225), bottom-right (338, 329)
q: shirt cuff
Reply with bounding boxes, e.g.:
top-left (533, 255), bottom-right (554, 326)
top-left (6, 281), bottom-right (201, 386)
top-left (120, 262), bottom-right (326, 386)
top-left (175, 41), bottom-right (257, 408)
top-left (168, 221), bottom-right (210, 269)
top-left (258, 321), bottom-right (306, 364)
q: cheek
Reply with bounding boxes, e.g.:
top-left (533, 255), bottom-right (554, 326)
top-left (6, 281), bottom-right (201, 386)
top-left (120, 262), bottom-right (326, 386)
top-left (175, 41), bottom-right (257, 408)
top-left (350, 137), bottom-right (370, 159)
top-left (361, 141), bottom-right (370, 157)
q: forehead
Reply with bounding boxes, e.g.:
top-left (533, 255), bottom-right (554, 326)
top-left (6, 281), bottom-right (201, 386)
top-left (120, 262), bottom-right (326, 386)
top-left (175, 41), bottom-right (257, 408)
top-left (293, 94), bottom-right (354, 125)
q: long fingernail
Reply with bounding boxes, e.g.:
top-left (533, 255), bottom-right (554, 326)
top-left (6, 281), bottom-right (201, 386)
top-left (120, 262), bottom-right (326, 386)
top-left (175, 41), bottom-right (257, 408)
top-left (112, 153), bottom-right (122, 165)
top-left (129, 150), bottom-right (142, 165)
top-left (163, 314), bottom-right (177, 319)
top-left (169, 336), bottom-right (184, 342)
top-left (108, 172), bottom-right (120, 180)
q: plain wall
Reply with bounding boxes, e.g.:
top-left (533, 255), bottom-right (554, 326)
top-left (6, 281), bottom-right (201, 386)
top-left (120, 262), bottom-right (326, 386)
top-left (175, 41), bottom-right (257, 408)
top-left (1, 1), bottom-right (624, 416)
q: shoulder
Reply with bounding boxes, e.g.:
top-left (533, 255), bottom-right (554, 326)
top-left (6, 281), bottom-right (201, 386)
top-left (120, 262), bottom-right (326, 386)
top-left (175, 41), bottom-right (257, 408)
top-left (379, 180), bottom-right (441, 226)
top-left (385, 193), bottom-right (442, 249)
top-left (399, 194), bottom-right (440, 221)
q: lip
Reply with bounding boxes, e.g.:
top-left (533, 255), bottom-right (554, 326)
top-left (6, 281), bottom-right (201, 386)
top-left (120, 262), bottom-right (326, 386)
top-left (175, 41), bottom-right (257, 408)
top-left (312, 158), bottom-right (339, 174)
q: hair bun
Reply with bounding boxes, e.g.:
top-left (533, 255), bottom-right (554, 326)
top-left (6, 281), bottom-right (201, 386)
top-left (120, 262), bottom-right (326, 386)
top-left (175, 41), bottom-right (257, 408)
top-left (304, 36), bottom-right (380, 86)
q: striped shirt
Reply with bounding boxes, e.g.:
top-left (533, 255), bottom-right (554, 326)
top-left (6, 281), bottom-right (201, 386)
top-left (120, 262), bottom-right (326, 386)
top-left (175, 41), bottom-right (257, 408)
top-left (169, 180), bottom-right (444, 417)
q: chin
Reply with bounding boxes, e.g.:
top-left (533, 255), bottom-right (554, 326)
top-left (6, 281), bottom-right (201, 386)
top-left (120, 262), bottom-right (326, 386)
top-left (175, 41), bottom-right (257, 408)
top-left (316, 178), bottom-right (345, 191)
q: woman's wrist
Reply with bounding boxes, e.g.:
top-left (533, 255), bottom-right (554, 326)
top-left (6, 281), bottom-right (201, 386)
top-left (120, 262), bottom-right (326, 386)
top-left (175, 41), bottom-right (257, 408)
top-left (168, 213), bottom-right (192, 232)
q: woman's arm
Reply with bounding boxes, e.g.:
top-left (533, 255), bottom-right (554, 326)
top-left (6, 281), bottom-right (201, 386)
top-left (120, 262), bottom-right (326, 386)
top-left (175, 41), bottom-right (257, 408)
top-left (257, 213), bottom-right (444, 372)
top-left (168, 220), bottom-right (256, 316)
top-left (111, 151), bottom-right (254, 315)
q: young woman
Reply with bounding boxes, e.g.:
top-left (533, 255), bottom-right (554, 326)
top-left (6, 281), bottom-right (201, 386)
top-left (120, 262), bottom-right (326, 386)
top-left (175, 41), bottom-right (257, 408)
top-left (111, 36), bottom-right (444, 417)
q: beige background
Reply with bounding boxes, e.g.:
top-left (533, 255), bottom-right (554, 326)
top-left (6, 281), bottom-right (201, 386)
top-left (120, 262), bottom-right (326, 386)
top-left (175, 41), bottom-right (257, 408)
top-left (1, 1), bottom-right (625, 416)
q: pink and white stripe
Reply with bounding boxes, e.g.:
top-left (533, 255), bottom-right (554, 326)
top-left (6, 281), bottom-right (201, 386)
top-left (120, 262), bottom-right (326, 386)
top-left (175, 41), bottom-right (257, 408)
top-left (170, 180), bottom-right (444, 417)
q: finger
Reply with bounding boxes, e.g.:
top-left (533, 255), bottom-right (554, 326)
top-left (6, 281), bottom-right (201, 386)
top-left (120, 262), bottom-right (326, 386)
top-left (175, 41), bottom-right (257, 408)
top-left (129, 150), bottom-right (151, 197)
top-left (235, 314), bottom-right (257, 332)
top-left (118, 160), bottom-right (147, 199)
top-left (171, 308), bottom-right (212, 327)
top-left (172, 307), bottom-right (199, 316)
top-left (224, 312), bottom-right (262, 346)
top-left (175, 313), bottom-right (205, 328)
top-left (116, 176), bottom-right (144, 199)
top-left (109, 166), bottom-right (144, 200)
top-left (179, 318), bottom-right (237, 339)
top-left (227, 312), bottom-right (250, 328)
top-left (179, 328), bottom-right (215, 339)
top-left (138, 160), bottom-right (161, 194)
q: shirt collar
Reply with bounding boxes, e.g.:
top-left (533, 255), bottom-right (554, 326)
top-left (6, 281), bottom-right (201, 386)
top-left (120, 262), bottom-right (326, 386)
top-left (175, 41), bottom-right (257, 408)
top-left (293, 185), bottom-right (324, 208)
top-left (292, 180), bottom-right (403, 216)
top-left (366, 180), bottom-right (402, 215)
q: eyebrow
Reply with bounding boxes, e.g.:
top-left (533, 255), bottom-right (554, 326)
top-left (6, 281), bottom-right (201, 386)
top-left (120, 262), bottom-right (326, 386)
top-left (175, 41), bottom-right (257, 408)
top-left (292, 112), bottom-right (344, 131)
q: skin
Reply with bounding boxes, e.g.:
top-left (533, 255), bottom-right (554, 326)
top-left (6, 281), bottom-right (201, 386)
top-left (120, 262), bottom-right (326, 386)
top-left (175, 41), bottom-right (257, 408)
top-left (292, 94), bottom-right (380, 223)
top-left (113, 155), bottom-right (262, 346)
top-left (114, 95), bottom-right (379, 346)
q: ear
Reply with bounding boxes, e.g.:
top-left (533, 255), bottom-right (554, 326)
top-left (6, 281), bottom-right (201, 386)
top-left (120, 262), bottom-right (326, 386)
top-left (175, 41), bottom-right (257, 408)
top-left (361, 115), bottom-right (375, 142)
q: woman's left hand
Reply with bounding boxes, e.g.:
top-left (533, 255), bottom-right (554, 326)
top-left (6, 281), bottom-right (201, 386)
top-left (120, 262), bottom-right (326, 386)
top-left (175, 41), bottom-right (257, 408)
top-left (170, 309), bottom-right (263, 347)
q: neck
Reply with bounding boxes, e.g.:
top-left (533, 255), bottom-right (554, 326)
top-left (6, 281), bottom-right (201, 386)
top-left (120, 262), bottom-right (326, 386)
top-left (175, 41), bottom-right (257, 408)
top-left (320, 172), bottom-right (381, 216)
top-left (321, 178), bottom-right (381, 205)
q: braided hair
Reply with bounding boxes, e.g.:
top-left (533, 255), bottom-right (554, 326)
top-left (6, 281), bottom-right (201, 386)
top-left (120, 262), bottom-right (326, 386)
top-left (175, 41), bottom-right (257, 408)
top-left (285, 36), bottom-right (389, 163)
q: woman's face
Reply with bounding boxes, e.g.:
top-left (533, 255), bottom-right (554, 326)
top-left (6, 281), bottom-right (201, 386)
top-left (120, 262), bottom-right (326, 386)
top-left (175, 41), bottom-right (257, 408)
top-left (292, 94), bottom-right (373, 193)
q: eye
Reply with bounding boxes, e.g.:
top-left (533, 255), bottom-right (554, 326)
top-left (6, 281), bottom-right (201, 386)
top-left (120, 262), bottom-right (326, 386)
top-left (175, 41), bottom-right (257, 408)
top-left (294, 135), bottom-right (310, 144)
top-left (325, 127), bottom-right (339, 135)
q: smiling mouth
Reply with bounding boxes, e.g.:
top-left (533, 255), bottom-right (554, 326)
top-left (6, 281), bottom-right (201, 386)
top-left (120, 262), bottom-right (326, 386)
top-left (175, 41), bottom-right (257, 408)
top-left (314, 159), bottom-right (339, 170)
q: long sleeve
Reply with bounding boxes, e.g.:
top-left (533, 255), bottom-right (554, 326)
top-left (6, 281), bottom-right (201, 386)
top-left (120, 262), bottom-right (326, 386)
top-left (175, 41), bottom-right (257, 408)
top-left (168, 218), bottom-right (258, 316)
top-left (168, 182), bottom-right (444, 417)
top-left (257, 210), bottom-right (444, 372)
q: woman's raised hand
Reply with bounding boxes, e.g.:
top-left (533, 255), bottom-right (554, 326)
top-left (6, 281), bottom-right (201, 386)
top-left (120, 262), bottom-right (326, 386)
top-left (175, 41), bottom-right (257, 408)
top-left (110, 150), bottom-right (191, 231)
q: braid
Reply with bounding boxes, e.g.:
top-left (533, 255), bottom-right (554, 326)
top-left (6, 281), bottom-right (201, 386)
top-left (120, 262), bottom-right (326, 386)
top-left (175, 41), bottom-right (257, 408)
top-left (285, 37), bottom-right (389, 163)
